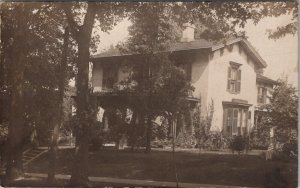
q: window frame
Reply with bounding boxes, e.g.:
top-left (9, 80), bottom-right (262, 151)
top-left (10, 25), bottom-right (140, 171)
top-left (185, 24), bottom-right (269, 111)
top-left (227, 62), bottom-right (242, 94)
top-left (102, 65), bottom-right (118, 91)
top-left (223, 106), bottom-right (249, 136)
top-left (257, 86), bottom-right (267, 104)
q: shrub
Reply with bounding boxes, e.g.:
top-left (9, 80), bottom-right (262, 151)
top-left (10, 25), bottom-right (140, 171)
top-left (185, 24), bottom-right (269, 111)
top-left (175, 129), bottom-right (196, 148)
top-left (250, 129), bottom-right (269, 150)
top-left (230, 135), bottom-right (246, 154)
top-left (282, 140), bottom-right (297, 158)
top-left (272, 139), bottom-right (298, 162)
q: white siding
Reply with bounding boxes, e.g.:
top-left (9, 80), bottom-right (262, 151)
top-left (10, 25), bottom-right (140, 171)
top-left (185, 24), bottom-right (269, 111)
top-left (191, 53), bottom-right (210, 115)
top-left (207, 44), bottom-right (257, 131)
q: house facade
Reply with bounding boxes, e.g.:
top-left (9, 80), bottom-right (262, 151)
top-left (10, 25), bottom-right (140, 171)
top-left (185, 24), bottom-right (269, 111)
top-left (90, 29), bottom-right (276, 137)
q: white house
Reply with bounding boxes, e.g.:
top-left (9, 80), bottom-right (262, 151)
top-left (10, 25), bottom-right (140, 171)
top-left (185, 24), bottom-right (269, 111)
top-left (90, 27), bottom-right (277, 137)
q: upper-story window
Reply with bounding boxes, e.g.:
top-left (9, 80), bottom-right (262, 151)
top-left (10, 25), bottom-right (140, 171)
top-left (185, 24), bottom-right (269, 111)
top-left (102, 66), bottom-right (118, 90)
top-left (227, 62), bottom-right (241, 94)
top-left (257, 87), bottom-right (267, 104)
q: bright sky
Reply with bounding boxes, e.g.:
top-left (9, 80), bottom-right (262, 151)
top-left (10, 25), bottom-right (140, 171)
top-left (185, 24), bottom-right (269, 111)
top-left (94, 15), bottom-right (298, 88)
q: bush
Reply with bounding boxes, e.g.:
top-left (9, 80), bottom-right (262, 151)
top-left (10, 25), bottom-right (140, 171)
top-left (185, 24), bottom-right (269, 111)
top-left (175, 129), bottom-right (196, 148)
top-left (250, 129), bottom-right (269, 150)
top-left (230, 135), bottom-right (246, 154)
top-left (272, 140), bottom-right (298, 162)
top-left (282, 140), bottom-right (297, 158)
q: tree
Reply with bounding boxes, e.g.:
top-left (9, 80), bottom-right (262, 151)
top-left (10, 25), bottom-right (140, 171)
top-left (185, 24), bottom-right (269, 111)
top-left (48, 26), bottom-right (70, 184)
top-left (181, 2), bottom-right (297, 41)
top-left (259, 79), bottom-right (298, 143)
top-left (1, 3), bottom-right (74, 183)
top-left (118, 2), bottom-right (194, 153)
top-left (60, 2), bottom-right (132, 185)
top-left (1, 3), bottom-right (30, 181)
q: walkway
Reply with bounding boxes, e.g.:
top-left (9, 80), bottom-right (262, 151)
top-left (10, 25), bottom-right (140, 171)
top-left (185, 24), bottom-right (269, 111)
top-left (153, 148), bottom-right (265, 156)
top-left (25, 172), bottom-right (259, 188)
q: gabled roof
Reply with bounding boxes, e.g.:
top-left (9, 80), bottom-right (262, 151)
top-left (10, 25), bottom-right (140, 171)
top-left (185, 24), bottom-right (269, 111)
top-left (256, 74), bottom-right (278, 85)
top-left (91, 37), bottom-right (267, 68)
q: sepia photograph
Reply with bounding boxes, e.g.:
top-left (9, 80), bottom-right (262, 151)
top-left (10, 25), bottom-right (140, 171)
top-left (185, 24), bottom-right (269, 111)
top-left (0, 1), bottom-right (298, 187)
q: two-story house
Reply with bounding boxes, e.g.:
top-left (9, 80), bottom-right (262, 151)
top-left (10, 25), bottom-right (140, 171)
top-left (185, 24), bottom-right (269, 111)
top-left (90, 26), bottom-right (276, 137)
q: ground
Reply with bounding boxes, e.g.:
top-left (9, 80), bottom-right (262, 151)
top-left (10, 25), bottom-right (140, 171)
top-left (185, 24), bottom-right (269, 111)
top-left (24, 148), bottom-right (297, 187)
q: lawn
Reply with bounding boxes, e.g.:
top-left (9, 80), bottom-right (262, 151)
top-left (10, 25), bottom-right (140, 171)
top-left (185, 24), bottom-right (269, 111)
top-left (27, 148), bottom-right (297, 187)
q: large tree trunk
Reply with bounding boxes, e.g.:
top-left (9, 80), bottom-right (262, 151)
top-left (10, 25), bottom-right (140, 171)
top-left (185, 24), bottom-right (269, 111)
top-left (5, 3), bottom-right (28, 183)
top-left (69, 5), bottom-right (96, 186)
top-left (145, 114), bottom-right (153, 153)
top-left (47, 26), bottom-right (69, 184)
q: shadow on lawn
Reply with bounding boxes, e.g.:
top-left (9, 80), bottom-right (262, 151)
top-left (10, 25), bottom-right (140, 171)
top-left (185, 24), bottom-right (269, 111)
top-left (26, 148), bottom-right (297, 188)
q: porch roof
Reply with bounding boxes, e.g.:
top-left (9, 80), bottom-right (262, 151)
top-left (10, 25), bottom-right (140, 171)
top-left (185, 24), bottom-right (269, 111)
top-left (256, 74), bottom-right (278, 85)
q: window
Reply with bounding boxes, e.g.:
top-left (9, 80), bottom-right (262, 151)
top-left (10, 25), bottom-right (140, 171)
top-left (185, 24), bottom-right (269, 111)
top-left (102, 66), bottom-right (118, 90)
top-left (223, 107), bottom-right (249, 136)
top-left (227, 64), bottom-right (241, 93)
top-left (257, 87), bottom-right (267, 103)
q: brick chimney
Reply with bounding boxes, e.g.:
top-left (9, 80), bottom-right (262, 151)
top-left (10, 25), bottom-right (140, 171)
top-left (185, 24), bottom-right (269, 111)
top-left (181, 23), bottom-right (195, 42)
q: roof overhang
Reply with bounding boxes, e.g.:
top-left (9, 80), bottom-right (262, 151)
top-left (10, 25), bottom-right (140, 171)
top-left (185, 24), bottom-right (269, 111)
top-left (222, 99), bottom-right (252, 108)
top-left (211, 38), bottom-right (267, 68)
top-left (256, 75), bottom-right (278, 86)
top-left (91, 38), bottom-right (268, 69)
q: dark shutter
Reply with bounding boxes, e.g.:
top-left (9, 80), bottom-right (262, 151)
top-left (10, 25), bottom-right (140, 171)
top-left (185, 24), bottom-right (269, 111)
top-left (262, 88), bottom-right (267, 103)
top-left (232, 109), bottom-right (238, 135)
top-left (244, 110), bottom-right (248, 128)
top-left (223, 108), bottom-right (228, 135)
top-left (227, 67), bottom-right (231, 90)
top-left (114, 67), bottom-right (118, 87)
top-left (257, 87), bottom-right (261, 103)
top-left (186, 63), bottom-right (192, 81)
top-left (102, 66), bottom-right (108, 89)
top-left (227, 108), bottom-right (233, 136)
top-left (236, 69), bottom-right (241, 92)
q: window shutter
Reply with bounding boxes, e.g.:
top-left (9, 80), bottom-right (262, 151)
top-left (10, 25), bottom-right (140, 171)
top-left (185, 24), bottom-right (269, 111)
top-left (263, 88), bottom-right (267, 103)
top-left (232, 109), bottom-right (238, 135)
top-left (243, 110), bottom-right (248, 128)
top-left (186, 63), bottom-right (192, 81)
top-left (114, 67), bottom-right (118, 87)
top-left (236, 69), bottom-right (241, 92)
top-left (102, 68), bottom-right (107, 89)
top-left (227, 108), bottom-right (233, 135)
top-left (223, 108), bottom-right (228, 135)
top-left (227, 67), bottom-right (231, 90)
top-left (257, 87), bottom-right (261, 103)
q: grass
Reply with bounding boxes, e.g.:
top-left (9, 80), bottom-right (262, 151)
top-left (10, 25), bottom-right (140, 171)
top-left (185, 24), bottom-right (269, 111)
top-left (27, 148), bottom-right (297, 187)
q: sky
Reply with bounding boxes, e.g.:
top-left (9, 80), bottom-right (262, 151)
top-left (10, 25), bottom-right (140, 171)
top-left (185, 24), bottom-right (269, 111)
top-left (93, 15), bottom-right (298, 88)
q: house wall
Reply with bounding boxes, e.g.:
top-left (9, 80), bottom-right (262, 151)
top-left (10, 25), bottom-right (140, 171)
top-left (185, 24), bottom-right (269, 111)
top-left (206, 43), bottom-right (258, 132)
top-left (190, 52), bottom-right (210, 116)
top-left (92, 63), bottom-right (103, 92)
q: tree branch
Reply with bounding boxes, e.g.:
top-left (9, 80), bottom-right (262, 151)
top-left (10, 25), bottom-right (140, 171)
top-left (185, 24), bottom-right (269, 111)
top-left (81, 2), bottom-right (96, 35)
top-left (60, 4), bottom-right (80, 41)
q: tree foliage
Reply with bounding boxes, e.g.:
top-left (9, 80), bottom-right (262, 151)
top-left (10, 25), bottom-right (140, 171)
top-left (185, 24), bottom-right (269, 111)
top-left (1, 3), bottom-right (75, 182)
top-left (60, 2), bottom-right (133, 185)
top-left (182, 2), bottom-right (298, 41)
top-left (259, 79), bottom-right (298, 143)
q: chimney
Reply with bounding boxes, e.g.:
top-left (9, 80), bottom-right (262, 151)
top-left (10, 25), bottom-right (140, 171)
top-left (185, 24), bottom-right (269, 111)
top-left (181, 23), bottom-right (195, 42)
